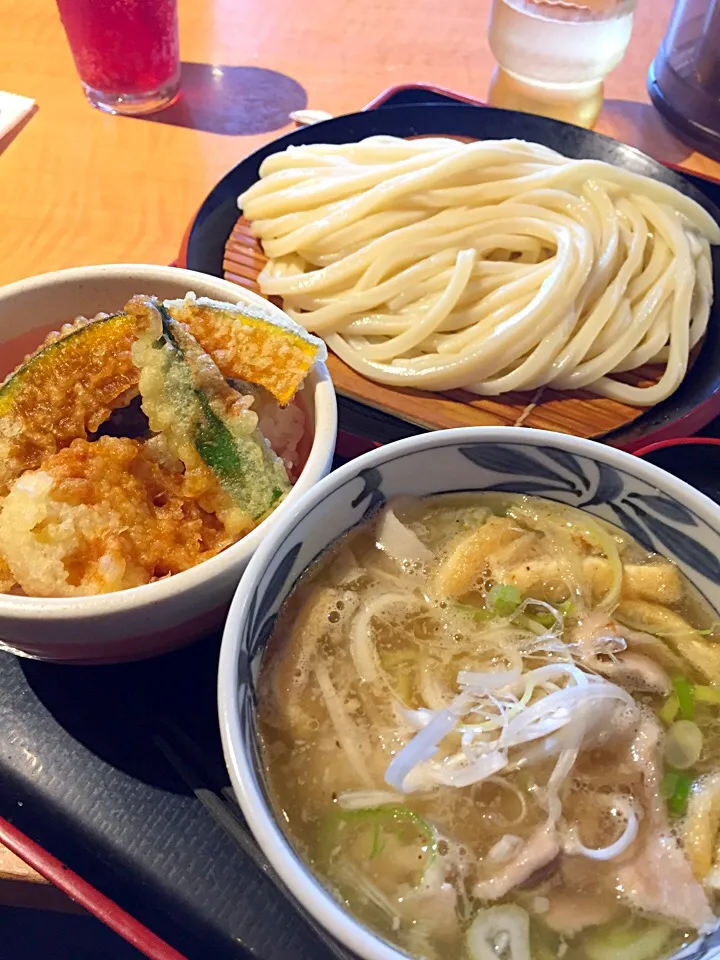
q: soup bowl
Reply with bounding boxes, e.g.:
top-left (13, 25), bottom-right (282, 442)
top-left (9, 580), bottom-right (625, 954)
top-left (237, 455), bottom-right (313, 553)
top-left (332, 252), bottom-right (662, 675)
top-left (0, 264), bottom-right (336, 663)
top-left (219, 426), bottom-right (720, 960)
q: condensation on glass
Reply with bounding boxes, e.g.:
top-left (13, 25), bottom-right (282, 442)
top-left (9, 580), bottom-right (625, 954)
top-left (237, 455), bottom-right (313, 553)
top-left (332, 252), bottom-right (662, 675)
top-left (487, 0), bottom-right (637, 129)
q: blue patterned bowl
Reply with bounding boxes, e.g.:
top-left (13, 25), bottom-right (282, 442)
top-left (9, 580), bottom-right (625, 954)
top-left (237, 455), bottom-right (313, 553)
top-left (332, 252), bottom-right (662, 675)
top-left (218, 427), bottom-right (720, 960)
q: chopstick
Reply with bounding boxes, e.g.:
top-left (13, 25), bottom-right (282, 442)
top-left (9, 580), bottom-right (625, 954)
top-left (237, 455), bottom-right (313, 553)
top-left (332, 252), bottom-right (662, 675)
top-left (153, 722), bottom-right (360, 960)
top-left (152, 733), bottom-right (277, 883)
top-left (0, 812), bottom-right (187, 960)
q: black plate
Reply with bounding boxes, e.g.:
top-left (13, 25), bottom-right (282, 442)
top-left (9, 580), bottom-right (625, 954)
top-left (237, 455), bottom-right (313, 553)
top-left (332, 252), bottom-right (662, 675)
top-left (637, 439), bottom-right (720, 503)
top-left (186, 102), bottom-right (720, 449)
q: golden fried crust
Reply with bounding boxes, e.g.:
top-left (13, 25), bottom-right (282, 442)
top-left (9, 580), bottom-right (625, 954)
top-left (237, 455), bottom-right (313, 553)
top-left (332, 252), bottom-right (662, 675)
top-left (0, 554), bottom-right (16, 594)
top-left (0, 297), bottom-right (316, 499)
top-left (0, 436), bottom-right (235, 597)
top-left (0, 313), bottom-right (141, 496)
top-left (167, 300), bottom-right (318, 405)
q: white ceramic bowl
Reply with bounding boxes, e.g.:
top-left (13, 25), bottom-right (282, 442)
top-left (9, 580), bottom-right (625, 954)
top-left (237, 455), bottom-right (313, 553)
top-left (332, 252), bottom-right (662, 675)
top-left (0, 264), bottom-right (336, 663)
top-left (219, 426), bottom-right (720, 960)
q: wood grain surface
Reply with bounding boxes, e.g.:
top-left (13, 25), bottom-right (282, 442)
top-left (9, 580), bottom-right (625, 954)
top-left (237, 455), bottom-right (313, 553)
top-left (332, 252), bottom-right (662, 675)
top-left (0, 0), bottom-right (719, 890)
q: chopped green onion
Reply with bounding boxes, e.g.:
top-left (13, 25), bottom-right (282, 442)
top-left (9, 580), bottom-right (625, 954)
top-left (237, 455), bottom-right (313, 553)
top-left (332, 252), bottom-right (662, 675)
top-left (661, 770), bottom-right (679, 799)
top-left (558, 600), bottom-right (575, 617)
top-left (659, 693), bottom-right (680, 726)
top-left (695, 685), bottom-right (720, 705)
top-left (531, 611), bottom-right (556, 629)
top-left (454, 602), bottom-right (495, 622)
top-left (486, 584), bottom-right (522, 617)
top-left (672, 676), bottom-right (695, 721)
top-left (512, 613), bottom-right (546, 636)
top-left (661, 770), bottom-right (693, 816)
top-left (369, 821), bottom-right (385, 860)
top-left (320, 805), bottom-right (435, 880)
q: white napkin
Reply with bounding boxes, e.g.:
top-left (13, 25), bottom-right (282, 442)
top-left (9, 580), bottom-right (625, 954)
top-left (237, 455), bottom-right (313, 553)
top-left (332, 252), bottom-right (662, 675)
top-left (0, 92), bottom-right (35, 140)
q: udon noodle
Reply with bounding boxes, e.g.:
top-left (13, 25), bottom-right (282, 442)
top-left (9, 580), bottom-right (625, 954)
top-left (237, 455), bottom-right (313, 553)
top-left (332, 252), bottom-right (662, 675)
top-left (240, 137), bottom-right (719, 404)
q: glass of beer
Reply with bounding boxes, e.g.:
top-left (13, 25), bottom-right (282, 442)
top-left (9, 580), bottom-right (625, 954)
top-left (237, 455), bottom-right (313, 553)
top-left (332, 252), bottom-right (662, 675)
top-left (487, 0), bottom-right (637, 128)
top-left (56, 0), bottom-right (180, 116)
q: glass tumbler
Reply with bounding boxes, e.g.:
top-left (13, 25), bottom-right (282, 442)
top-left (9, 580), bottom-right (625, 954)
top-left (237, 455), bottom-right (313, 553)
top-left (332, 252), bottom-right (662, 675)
top-left (56, 0), bottom-right (180, 116)
top-left (487, 0), bottom-right (637, 128)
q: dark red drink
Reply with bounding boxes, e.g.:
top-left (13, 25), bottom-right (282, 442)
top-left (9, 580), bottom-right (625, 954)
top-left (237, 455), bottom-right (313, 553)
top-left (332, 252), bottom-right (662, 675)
top-left (56, 0), bottom-right (180, 115)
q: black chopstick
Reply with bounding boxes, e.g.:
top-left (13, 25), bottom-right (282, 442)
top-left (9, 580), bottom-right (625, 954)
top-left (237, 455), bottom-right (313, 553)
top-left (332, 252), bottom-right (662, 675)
top-left (153, 724), bottom-right (360, 960)
top-left (153, 733), bottom-right (278, 883)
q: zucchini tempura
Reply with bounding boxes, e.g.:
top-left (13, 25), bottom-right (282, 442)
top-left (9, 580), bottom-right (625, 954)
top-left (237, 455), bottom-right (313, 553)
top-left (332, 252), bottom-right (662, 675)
top-left (128, 296), bottom-right (291, 536)
top-left (0, 436), bottom-right (231, 597)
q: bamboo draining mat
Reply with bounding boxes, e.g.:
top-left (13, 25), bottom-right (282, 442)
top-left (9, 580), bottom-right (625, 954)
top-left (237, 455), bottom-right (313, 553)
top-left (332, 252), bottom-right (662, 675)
top-left (224, 216), bottom-right (663, 439)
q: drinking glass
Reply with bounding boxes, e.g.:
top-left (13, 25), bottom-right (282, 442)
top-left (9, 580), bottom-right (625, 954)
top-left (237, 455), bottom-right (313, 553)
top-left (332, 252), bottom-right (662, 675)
top-left (56, 0), bottom-right (180, 116)
top-left (487, 0), bottom-right (637, 128)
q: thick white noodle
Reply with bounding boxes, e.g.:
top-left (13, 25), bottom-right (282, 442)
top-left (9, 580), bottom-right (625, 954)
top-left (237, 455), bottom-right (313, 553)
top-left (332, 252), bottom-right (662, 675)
top-left (239, 136), bottom-right (719, 404)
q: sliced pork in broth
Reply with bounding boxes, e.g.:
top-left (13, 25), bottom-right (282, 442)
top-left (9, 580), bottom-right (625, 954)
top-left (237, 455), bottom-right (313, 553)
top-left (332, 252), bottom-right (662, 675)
top-left (259, 494), bottom-right (720, 960)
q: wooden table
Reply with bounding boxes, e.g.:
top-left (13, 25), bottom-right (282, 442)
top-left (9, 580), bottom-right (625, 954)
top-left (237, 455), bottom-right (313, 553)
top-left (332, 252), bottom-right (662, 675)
top-left (0, 0), bottom-right (718, 901)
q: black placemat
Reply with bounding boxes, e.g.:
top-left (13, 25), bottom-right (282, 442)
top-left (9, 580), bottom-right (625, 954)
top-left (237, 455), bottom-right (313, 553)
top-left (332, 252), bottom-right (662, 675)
top-left (1, 87), bottom-right (719, 960)
top-left (0, 632), bottom-right (332, 960)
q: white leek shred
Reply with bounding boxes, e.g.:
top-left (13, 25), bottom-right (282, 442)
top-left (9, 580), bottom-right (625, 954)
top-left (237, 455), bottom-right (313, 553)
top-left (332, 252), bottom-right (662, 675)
top-left (385, 662), bottom-right (638, 795)
top-left (336, 789), bottom-right (403, 810)
top-left (376, 506), bottom-right (434, 568)
top-left (563, 794), bottom-right (639, 861)
top-left (385, 706), bottom-right (463, 793)
top-left (482, 777), bottom-right (529, 827)
top-left (487, 834), bottom-right (524, 862)
top-left (457, 668), bottom-right (522, 691)
top-left (336, 861), bottom-right (400, 923)
top-left (466, 904), bottom-right (531, 960)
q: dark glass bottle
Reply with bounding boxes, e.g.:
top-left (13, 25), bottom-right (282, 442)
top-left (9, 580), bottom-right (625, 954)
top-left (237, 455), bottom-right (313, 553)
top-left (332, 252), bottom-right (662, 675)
top-left (648, 0), bottom-right (720, 160)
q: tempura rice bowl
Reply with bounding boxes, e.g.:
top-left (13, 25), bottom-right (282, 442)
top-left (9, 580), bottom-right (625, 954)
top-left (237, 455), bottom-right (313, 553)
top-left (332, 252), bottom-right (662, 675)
top-left (0, 264), bottom-right (336, 663)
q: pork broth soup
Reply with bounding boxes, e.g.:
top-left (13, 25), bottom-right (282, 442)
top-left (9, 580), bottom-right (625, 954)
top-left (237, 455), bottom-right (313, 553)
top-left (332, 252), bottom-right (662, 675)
top-left (258, 494), bottom-right (720, 960)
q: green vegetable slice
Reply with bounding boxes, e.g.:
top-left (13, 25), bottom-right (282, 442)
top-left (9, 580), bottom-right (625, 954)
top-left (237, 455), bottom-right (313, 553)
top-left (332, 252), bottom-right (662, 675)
top-left (530, 610), bottom-right (556, 629)
top-left (526, 601), bottom-right (572, 630)
top-left (319, 806), bottom-right (435, 889)
top-left (695, 684), bottom-right (720, 705)
top-left (583, 918), bottom-right (672, 960)
top-left (454, 602), bottom-right (496, 623)
top-left (672, 675), bottom-right (695, 721)
top-left (130, 296), bottom-right (290, 522)
top-left (661, 770), bottom-right (693, 815)
top-left (486, 583), bottom-right (522, 616)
